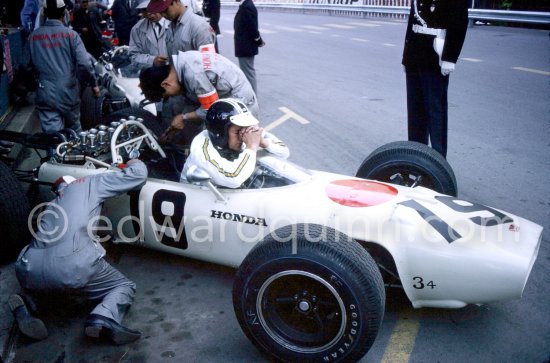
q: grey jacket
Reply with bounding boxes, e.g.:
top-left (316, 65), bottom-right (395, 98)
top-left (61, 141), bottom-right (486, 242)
top-left (168, 8), bottom-right (215, 55)
top-left (172, 51), bottom-right (258, 119)
top-left (28, 19), bottom-right (96, 112)
top-left (129, 17), bottom-right (171, 70)
top-left (16, 162), bottom-right (147, 291)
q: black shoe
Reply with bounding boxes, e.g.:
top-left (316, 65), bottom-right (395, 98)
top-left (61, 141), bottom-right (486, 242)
top-left (85, 314), bottom-right (141, 345)
top-left (8, 294), bottom-right (48, 340)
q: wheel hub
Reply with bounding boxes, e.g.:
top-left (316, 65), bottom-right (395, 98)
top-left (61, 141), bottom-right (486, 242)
top-left (296, 291), bottom-right (317, 314)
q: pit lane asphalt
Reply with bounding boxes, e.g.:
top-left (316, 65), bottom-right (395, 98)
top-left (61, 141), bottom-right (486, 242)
top-left (1, 10), bottom-right (549, 363)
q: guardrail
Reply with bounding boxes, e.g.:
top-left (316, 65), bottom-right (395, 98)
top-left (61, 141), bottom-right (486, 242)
top-left (221, 2), bottom-right (550, 25)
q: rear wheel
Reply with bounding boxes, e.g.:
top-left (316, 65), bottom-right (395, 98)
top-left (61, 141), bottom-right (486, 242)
top-left (0, 161), bottom-right (31, 264)
top-left (233, 224), bottom-right (385, 363)
top-left (356, 141), bottom-right (457, 196)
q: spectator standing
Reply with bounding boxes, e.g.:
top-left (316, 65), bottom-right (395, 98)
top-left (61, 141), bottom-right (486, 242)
top-left (402, 0), bottom-right (468, 158)
top-left (111, 0), bottom-right (140, 45)
top-left (10, 159), bottom-right (147, 344)
top-left (72, 0), bottom-right (104, 58)
top-left (128, 0), bottom-right (171, 70)
top-left (139, 51), bottom-right (258, 145)
top-left (20, 0), bottom-right (39, 34)
top-left (202, 0), bottom-right (220, 51)
top-left (27, 0), bottom-right (99, 133)
top-left (234, 0), bottom-right (264, 94)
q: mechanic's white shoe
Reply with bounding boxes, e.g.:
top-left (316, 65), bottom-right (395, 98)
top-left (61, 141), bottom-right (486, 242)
top-left (8, 294), bottom-right (48, 340)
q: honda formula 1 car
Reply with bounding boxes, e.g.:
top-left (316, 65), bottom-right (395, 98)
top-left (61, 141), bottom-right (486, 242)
top-left (0, 115), bottom-right (542, 362)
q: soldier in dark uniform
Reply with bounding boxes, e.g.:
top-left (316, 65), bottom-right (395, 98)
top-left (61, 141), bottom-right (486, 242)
top-left (402, 0), bottom-right (469, 158)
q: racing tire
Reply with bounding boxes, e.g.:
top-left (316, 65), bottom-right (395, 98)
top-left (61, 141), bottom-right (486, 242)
top-left (106, 107), bottom-right (163, 138)
top-left (0, 161), bottom-right (31, 265)
top-left (356, 141), bottom-right (458, 196)
top-left (80, 86), bottom-right (109, 130)
top-left (233, 224), bottom-right (385, 363)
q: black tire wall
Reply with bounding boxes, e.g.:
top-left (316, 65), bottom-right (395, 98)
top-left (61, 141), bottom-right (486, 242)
top-left (0, 162), bottom-right (31, 264)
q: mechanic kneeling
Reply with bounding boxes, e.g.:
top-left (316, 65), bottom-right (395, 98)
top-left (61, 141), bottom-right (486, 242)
top-left (9, 159), bottom-right (147, 345)
top-left (181, 98), bottom-right (289, 188)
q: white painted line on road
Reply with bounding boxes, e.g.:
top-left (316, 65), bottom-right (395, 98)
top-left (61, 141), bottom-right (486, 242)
top-left (512, 67), bottom-right (550, 76)
top-left (383, 43), bottom-right (396, 47)
top-left (367, 20), bottom-right (403, 25)
top-left (259, 28), bottom-right (277, 34)
top-left (265, 107), bottom-right (310, 132)
top-left (381, 310), bottom-right (420, 363)
top-left (275, 26), bottom-right (304, 32)
top-left (301, 25), bottom-right (329, 30)
top-left (352, 38), bottom-right (369, 42)
top-left (461, 57), bottom-right (483, 62)
top-left (324, 23), bottom-right (356, 29)
top-left (347, 22), bottom-right (380, 27)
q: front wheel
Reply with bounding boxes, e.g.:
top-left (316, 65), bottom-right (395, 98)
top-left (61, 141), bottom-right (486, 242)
top-left (233, 225), bottom-right (385, 363)
top-left (356, 141), bottom-right (458, 196)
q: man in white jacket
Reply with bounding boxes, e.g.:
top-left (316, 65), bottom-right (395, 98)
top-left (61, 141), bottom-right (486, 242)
top-left (181, 99), bottom-right (288, 188)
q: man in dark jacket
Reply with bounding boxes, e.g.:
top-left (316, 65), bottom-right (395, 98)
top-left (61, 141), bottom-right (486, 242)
top-left (72, 0), bottom-right (105, 58)
top-left (202, 0), bottom-right (220, 52)
top-left (402, 0), bottom-right (468, 158)
top-left (111, 0), bottom-right (140, 45)
top-left (233, 0), bottom-right (264, 94)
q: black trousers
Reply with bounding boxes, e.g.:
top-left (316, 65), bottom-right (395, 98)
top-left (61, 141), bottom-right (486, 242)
top-left (405, 70), bottom-right (450, 158)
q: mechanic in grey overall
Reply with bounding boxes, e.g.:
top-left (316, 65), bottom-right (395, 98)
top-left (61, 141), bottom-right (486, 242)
top-left (10, 159), bottom-right (147, 344)
top-left (181, 99), bottom-right (289, 188)
top-left (147, 0), bottom-right (216, 55)
top-left (139, 51), bottom-right (258, 145)
top-left (402, 0), bottom-right (468, 158)
top-left (128, 0), bottom-right (171, 70)
top-left (27, 0), bottom-right (99, 134)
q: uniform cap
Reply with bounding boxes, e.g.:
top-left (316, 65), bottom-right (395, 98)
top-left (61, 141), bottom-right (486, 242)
top-left (44, 0), bottom-right (66, 9)
top-left (137, 0), bottom-right (151, 9)
top-left (147, 0), bottom-right (171, 13)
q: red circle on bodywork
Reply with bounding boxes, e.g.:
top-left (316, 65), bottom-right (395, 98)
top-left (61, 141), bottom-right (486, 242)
top-left (325, 179), bottom-right (398, 207)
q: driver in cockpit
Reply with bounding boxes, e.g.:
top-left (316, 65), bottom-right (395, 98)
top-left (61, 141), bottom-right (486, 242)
top-left (181, 98), bottom-right (289, 188)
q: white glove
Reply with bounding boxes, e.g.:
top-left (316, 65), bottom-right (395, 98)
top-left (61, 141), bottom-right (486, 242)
top-left (441, 61), bottom-right (455, 76)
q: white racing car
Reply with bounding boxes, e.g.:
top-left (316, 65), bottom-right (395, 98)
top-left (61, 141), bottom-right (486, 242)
top-left (0, 116), bottom-right (542, 362)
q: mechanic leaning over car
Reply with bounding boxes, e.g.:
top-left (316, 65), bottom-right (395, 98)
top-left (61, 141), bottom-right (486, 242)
top-left (138, 51), bottom-right (258, 146)
top-left (181, 98), bottom-right (289, 188)
top-left (9, 159), bottom-right (148, 345)
top-left (26, 0), bottom-right (100, 134)
top-left (145, 0), bottom-right (217, 139)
